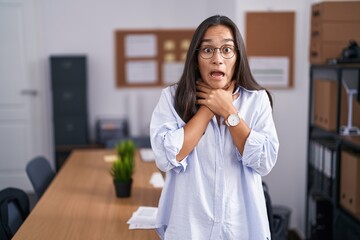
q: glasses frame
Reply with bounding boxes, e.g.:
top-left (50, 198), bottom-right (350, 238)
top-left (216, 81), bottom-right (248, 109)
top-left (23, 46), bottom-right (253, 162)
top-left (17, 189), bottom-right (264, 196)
top-left (196, 45), bottom-right (237, 59)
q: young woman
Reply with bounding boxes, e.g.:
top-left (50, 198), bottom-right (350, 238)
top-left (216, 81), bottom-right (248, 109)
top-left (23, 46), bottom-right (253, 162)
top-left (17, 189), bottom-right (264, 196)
top-left (150, 15), bottom-right (279, 240)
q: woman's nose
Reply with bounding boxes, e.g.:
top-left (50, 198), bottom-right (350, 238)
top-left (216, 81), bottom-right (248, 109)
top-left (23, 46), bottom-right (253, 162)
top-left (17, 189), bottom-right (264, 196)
top-left (211, 49), bottom-right (223, 64)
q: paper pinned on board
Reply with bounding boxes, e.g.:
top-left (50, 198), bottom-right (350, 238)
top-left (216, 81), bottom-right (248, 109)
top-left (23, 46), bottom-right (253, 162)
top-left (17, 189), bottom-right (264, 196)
top-left (126, 60), bottom-right (157, 84)
top-left (125, 34), bottom-right (157, 58)
top-left (248, 56), bottom-right (289, 87)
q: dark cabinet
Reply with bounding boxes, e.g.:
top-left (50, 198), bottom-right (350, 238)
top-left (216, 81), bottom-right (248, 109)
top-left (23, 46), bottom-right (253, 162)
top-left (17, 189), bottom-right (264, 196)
top-left (50, 56), bottom-right (89, 170)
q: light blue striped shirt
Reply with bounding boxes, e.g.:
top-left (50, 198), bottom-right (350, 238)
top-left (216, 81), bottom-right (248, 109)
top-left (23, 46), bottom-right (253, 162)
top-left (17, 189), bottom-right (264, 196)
top-left (150, 85), bottom-right (279, 240)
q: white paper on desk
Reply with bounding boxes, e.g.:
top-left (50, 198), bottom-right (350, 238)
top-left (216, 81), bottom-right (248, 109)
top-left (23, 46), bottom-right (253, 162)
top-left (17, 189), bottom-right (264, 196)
top-left (140, 148), bottom-right (155, 162)
top-left (104, 155), bottom-right (117, 163)
top-left (150, 172), bottom-right (164, 188)
top-left (129, 223), bottom-right (156, 229)
top-left (127, 206), bottom-right (158, 229)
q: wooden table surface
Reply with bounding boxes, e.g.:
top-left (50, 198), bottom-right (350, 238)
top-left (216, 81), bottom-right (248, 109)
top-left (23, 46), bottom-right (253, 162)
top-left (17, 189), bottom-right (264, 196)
top-left (13, 149), bottom-right (161, 240)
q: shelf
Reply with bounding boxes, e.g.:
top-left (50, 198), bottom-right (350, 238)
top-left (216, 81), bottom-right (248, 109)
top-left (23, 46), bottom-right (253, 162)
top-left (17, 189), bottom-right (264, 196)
top-left (334, 208), bottom-right (360, 238)
top-left (310, 125), bottom-right (338, 138)
top-left (310, 126), bottom-right (360, 151)
top-left (341, 136), bottom-right (360, 152)
top-left (307, 62), bottom-right (360, 239)
top-left (337, 205), bottom-right (360, 224)
top-left (311, 63), bottom-right (360, 70)
top-left (309, 126), bottom-right (340, 149)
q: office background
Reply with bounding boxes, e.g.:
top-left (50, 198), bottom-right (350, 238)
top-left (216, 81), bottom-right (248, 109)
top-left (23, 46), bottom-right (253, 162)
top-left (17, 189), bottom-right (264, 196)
top-left (1, 0), bottom-right (328, 238)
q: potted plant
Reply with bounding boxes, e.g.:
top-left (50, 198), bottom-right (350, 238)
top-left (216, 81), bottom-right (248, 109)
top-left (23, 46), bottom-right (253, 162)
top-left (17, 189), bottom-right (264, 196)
top-left (110, 139), bottom-right (136, 198)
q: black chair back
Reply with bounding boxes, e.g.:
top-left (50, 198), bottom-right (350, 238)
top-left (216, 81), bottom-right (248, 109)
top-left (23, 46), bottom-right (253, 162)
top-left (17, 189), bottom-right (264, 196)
top-left (0, 187), bottom-right (29, 240)
top-left (26, 156), bottom-right (55, 199)
top-left (262, 181), bottom-right (292, 240)
top-left (263, 182), bottom-right (274, 234)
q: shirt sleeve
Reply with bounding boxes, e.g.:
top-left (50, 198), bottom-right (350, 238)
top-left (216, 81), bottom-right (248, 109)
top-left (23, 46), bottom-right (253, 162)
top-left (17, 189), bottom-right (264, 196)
top-left (236, 90), bottom-right (279, 176)
top-left (150, 88), bottom-right (188, 173)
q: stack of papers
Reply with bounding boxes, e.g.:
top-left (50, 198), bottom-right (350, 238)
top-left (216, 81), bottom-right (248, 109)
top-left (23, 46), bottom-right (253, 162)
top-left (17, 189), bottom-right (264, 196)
top-left (140, 148), bottom-right (155, 162)
top-left (127, 206), bottom-right (158, 229)
top-left (149, 172), bottom-right (165, 188)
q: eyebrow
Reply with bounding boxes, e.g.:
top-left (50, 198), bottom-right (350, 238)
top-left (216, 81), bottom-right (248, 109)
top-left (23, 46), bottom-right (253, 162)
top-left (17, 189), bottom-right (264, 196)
top-left (201, 38), bottom-right (234, 44)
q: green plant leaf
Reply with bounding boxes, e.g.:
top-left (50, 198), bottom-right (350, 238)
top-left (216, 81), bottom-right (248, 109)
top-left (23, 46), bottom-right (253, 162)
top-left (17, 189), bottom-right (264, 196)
top-left (110, 139), bottom-right (136, 182)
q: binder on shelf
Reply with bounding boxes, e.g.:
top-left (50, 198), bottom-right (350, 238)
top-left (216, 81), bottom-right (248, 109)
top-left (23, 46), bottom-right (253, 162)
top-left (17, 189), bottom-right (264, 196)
top-left (309, 140), bottom-right (336, 197)
top-left (313, 79), bottom-right (338, 131)
top-left (340, 151), bottom-right (360, 218)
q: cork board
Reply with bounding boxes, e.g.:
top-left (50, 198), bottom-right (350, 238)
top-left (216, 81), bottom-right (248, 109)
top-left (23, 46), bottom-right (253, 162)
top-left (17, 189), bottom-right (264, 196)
top-left (246, 12), bottom-right (295, 88)
top-left (115, 29), bottom-right (195, 87)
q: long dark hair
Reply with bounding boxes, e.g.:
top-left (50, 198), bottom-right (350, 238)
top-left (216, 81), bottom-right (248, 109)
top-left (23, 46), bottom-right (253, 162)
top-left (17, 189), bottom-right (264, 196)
top-left (174, 15), bottom-right (273, 123)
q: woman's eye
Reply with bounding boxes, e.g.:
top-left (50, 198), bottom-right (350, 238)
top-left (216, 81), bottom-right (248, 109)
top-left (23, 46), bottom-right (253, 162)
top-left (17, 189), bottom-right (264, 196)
top-left (203, 47), bottom-right (212, 53)
top-left (223, 47), bottom-right (231, 53)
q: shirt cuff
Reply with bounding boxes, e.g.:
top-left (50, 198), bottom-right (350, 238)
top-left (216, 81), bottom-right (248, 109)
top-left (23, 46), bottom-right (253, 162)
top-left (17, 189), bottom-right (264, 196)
top-left (163, 128), bottom-right (188, 173)
top-left (238, 130), bottom-right (266, 168)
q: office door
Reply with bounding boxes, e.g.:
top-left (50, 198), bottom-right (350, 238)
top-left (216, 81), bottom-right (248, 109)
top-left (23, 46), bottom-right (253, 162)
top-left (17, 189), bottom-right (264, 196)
top-left (0, 0), bottom-right (44, 190)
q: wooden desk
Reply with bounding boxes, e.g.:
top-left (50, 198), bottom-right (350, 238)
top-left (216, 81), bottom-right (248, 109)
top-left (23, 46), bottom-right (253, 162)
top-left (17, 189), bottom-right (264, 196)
top-left (13, 149), bottom-right (161, 240)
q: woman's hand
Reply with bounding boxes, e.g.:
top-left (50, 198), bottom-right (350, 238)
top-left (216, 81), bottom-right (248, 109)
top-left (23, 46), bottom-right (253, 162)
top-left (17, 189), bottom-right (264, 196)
top-left (196, 80), bottom-right (239, 118)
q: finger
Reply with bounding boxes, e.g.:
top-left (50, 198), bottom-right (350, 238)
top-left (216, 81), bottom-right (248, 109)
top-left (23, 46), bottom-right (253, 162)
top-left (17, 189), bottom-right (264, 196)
top-left (232, 92), bottom-right (240, 101)
top-left (196, 99), bottom-right (207, 105)
top-left (196, 85), bottom-right (211, 93)
top-left (196, 91), bottom-right (208, 99)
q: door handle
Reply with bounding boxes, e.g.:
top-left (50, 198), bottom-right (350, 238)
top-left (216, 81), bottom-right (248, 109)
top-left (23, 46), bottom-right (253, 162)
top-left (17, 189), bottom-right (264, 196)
top-left (21, 89), bottom-right (38, 96)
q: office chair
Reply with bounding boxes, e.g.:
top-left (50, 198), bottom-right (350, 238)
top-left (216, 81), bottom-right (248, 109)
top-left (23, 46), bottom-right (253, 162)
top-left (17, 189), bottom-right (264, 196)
top-left (263, 182), bottom-right (291, 240)
top-left (0, 187), bottom-right (30, 240)
top-left (105, 136), bottom-right (151, 149)
top-left (26, 156), bottom-right (55, 199)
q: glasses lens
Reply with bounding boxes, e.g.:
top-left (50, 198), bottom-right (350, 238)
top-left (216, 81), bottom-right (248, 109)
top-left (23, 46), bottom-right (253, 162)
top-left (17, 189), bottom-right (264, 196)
top-left (198, 46), bottom-right (235, 59)
top-left (220, 46), bottom-right (235, 59)
top-left (199, 47), bottom-right (213, 59)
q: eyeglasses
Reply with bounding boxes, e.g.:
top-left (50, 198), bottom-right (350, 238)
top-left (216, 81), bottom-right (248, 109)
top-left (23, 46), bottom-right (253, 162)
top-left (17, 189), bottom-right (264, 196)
top-left (197, 45), bottom-right (237, 59)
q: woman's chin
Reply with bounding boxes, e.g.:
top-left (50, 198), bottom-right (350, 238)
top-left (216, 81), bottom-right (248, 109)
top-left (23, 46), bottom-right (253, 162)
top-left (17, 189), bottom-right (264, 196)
top-left (208, 80), bottom-right (229, 89)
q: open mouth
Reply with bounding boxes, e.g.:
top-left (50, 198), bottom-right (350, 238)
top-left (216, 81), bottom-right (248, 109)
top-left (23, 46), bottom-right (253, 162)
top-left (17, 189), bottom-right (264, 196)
top-left (210, 71), bottom-right (225, 78)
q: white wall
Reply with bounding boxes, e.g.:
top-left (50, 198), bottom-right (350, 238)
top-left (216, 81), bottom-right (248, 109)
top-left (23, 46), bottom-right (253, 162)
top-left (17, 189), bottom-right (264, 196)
top-left (38, 0), bottom-right (313, 237)
top-left (40, 0), bottom-right (210, 137)
top-left (235, 1), bottom-right (312, 238)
